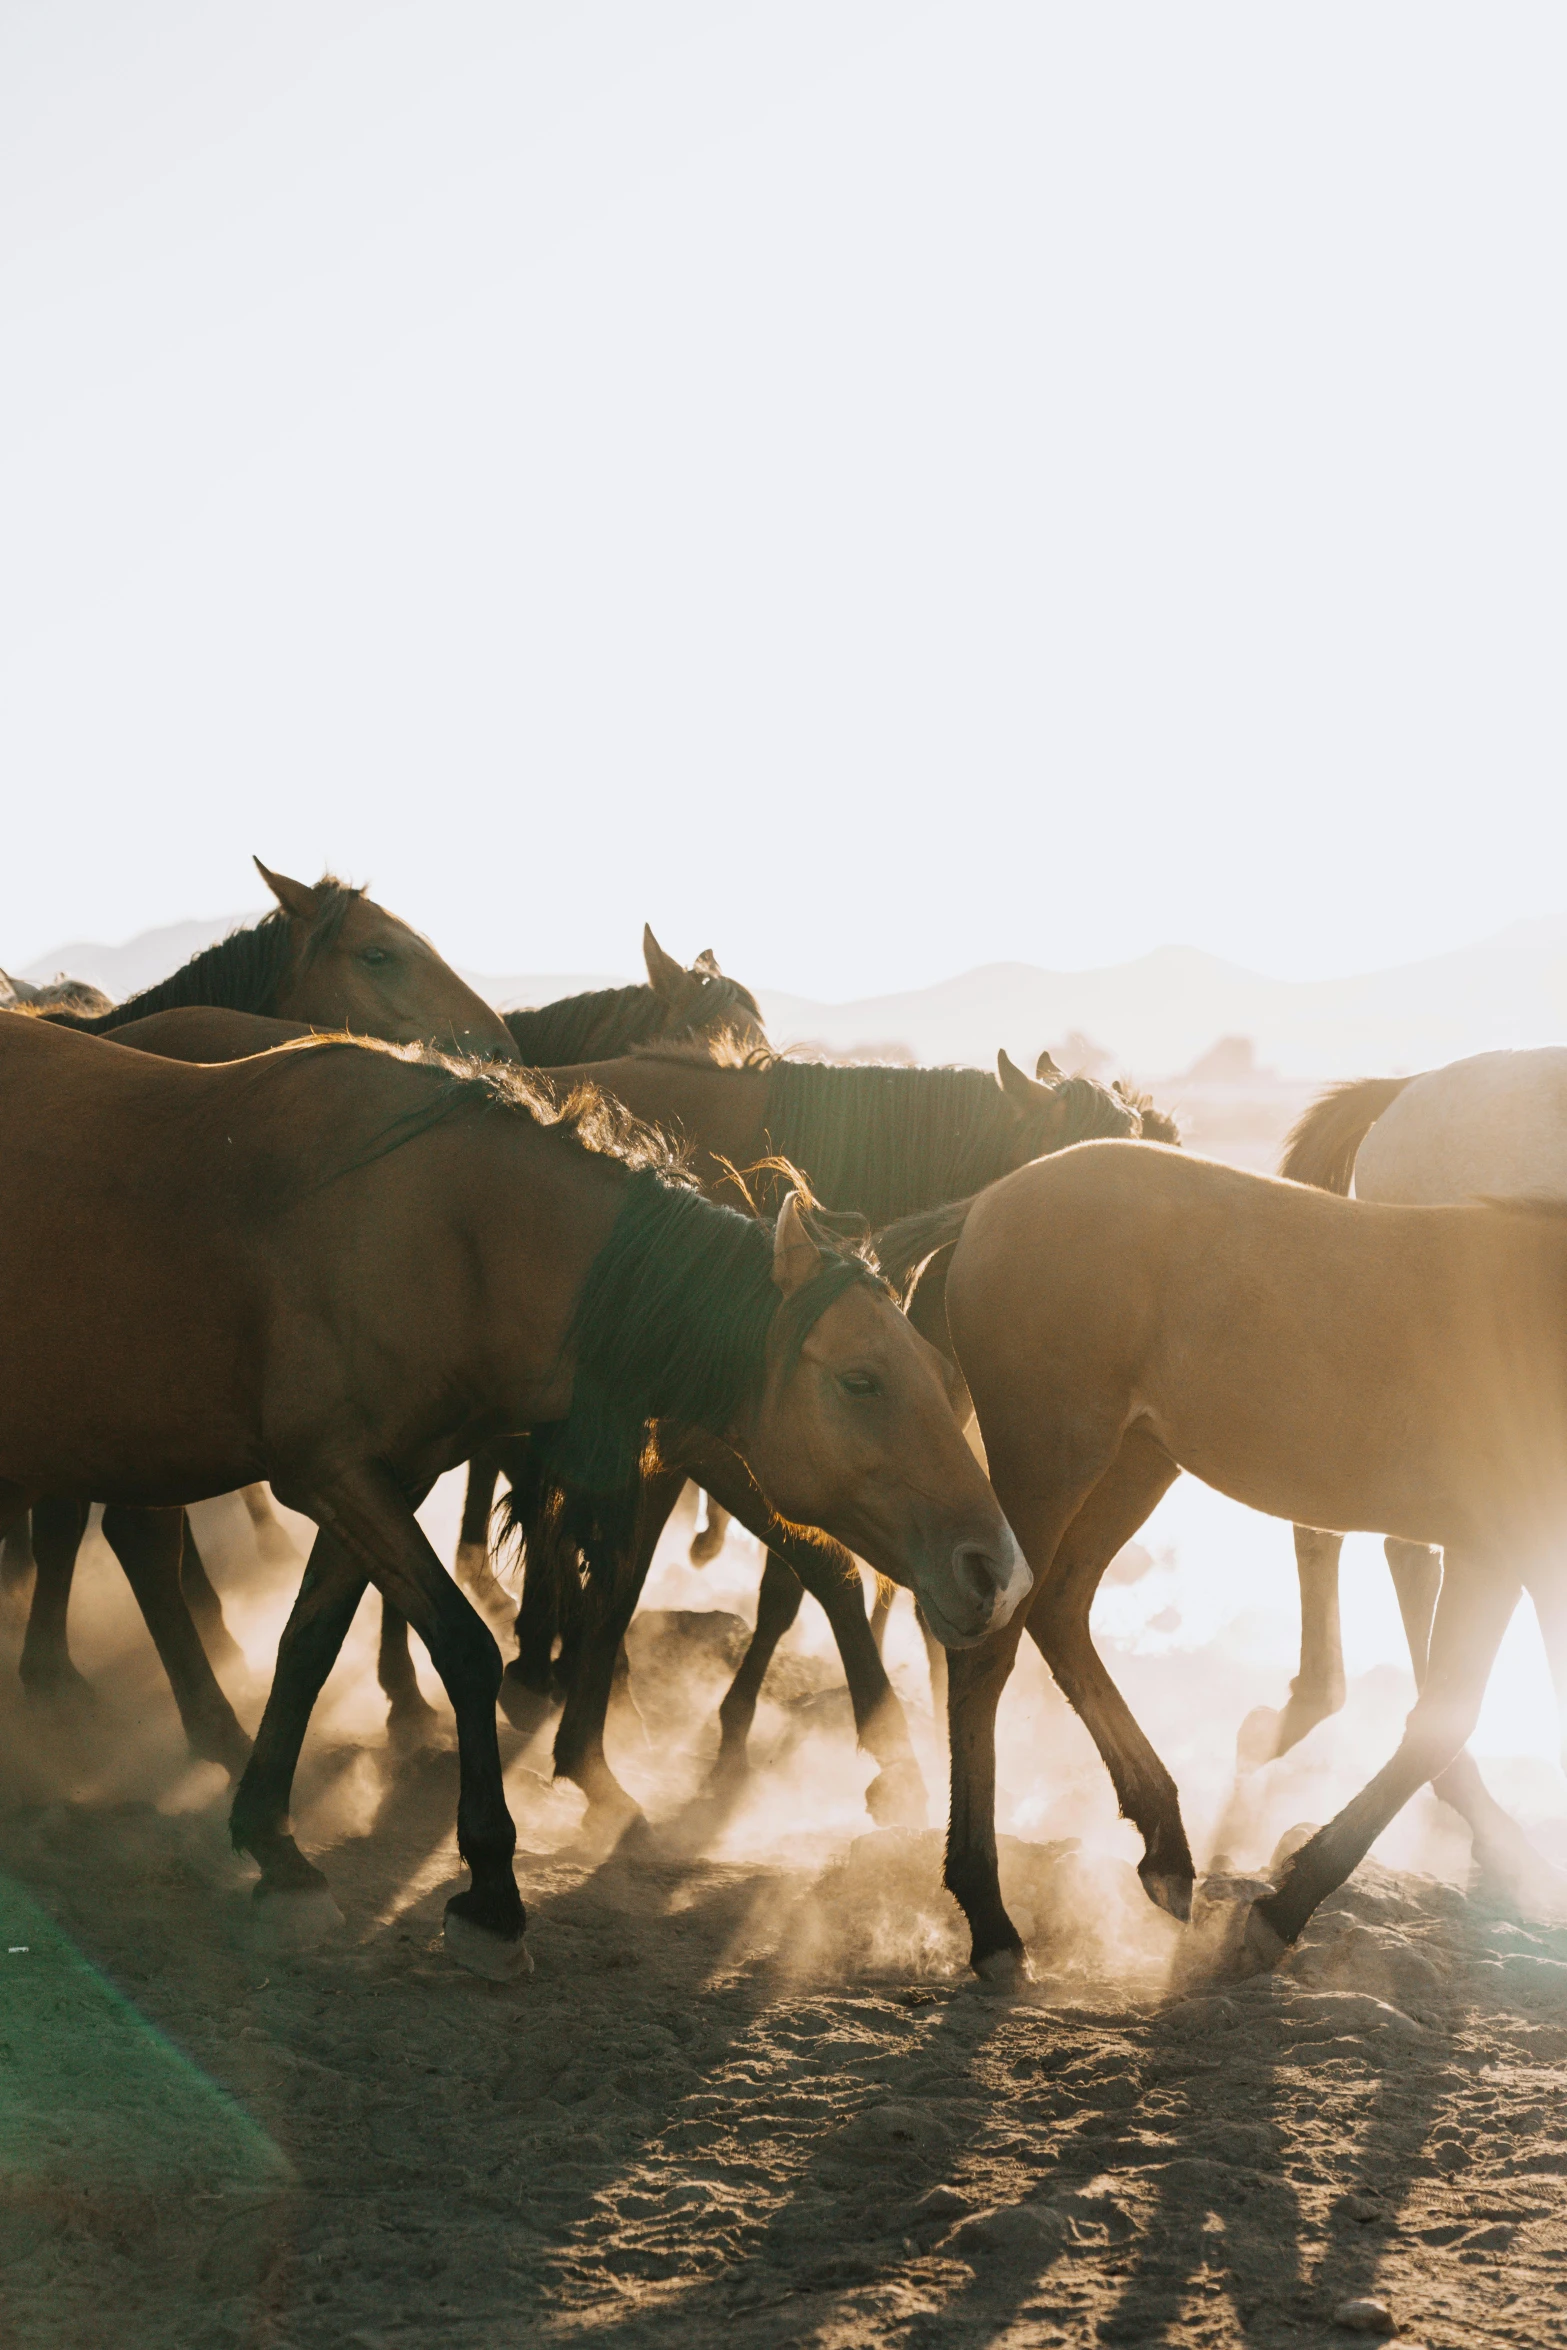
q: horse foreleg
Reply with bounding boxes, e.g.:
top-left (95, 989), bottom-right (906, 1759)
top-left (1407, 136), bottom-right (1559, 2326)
top-left (551, 1469), bottom-right (686, 1840)
top-left (1239, 1525), bottom-right (1349, 1768)
top-left (1022, 1428), bottom-right (1189, 1917)
top-left (17, 1496), bottom-right (91, 1699)
top-left (1248, 1548), bottom-right (1519, 1962)
top-left (712, 1550), bottom-right (805, 1784)
top-left (231, 1532), bottom-right (368, 1933)
top-left (689, 1492), bottom-right (730, 1566)
top-left (102, 1505), bottom-right (252, 1776)
top-left (497, 1534), bottom-right (565, 1739)
top-left (179, 1514), bottom-right (246, 1673)
top-left (944, 1609), bottom-right (1033, 1979)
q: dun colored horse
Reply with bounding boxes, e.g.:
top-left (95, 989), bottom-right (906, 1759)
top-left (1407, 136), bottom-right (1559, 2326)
top-left (878, 1140), bottom-right (1567, 1976)
top-left (1254, 1046), bottom-right (1567, 1904)
top-left (0, 1015), bottom-right (1021, 1975)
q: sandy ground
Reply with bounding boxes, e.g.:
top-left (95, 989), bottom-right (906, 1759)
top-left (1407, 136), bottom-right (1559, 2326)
top-left (3, 1487), bottom-right (1567, 2350)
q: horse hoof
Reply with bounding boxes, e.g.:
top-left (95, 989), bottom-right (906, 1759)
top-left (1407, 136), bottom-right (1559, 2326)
top-left (193, 1729), bottom-right (254, 1782)
top-left (973, 1945), bottom-right (1031, 1991)
top-left (386, 1697), bottom-right (445, 1753)
top-left (250, 1885), bottom-right (345, 1951)
top-left (1139, 1866), bottom-right (1194, 1923)
top-left (689, 1527), bottom-right (725, 1567)
top-left (864, 1763), bottom-right (929, 1830)
top-left (443, 1907), bottom-right (533, 1981)
top-left (1235, 1705), bottom-right (1283, 1772)
top-left (496, 1675), bottom-right (556, 1740)
top-left (1238, 1904), bottom-right (1288, 1976)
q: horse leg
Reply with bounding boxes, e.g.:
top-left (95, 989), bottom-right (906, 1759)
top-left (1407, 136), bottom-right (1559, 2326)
top-left (1239, 1525), bottom-right (1349, 1767)
top-left (231, 1532), bottom-right (369, 1928)
top-left (455, 1451), bottom-right (502, 1596)
top-left (1382, 1535), bottom-right (1553, 1902)
top-left (916, 1600), bottom-right (949, 1717)
top-left (310, 1463), bottom-right (527, 1973)
top-left (784, 1535), bottom-right (929, 1826)
top-left (689, 1493), bottom-right (730, 1567)
top-left (1022, 1426), bottom-right (1190, 1916)
top-left (868, 1581), bottom-right (893, 1656)
top-left (101, 1505), bottom-right (252, 1775)
top-left (239, 1482), bottom-right (301, 1567)
top-left (1, 1510), bottom-right (36, 1605)
top-left (179, 1514), bottom-right (246, 1673)
top-left (944, 1607), bottom-right (1035, 1979)
top-left (712, 1551), bottom-right (806, 1784)
top-left (1247, 1548), bottom-right (1520, 1963)
top-left (551, 1469), bottom-right (686, 1839)
top-left (17, 1496), bottom-right (92, 1699)
top-left (497, 1535), bottom-right (564, 1739)
top-left (377, 1604), bottom-right (444, 1748)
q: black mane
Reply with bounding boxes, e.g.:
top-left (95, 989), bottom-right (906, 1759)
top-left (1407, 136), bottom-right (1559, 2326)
top-left (759, 1059), bottom-right (1139, 1226)
top-left (43, 880), bottom-right (366, 1035)
top-left (503, 970), bottom-right (763, 1067)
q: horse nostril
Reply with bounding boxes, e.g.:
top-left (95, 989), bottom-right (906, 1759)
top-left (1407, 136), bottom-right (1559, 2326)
top-left (953, 1544), bottom-right (1006, 1616)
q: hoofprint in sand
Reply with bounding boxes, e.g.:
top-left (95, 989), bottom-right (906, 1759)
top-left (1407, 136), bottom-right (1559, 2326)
top-left (2, 1482), bottom-right (1565, 2349)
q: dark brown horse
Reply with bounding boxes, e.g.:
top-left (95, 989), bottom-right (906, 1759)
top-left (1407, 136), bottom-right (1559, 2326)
top-left (5, 863), bottom-right (520, 1752)
top-left (878, 1140), bottom-right (1567, 1979)
top-left (0, 1014), bottom-right (1020, 1975)
top-left (407, 1047), bottom-right (1146, 1838)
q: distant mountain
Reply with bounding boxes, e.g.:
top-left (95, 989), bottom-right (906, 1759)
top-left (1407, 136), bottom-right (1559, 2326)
top-left (20, 912), bottom-right (1567, 1079)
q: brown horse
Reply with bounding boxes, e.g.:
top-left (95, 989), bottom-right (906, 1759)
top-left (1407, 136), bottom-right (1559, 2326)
top-left (410, 1047), bottom-right (1146, 1837)
top-left (6, 863), bottom-right (519, 1747)
top-left (0, 1014), bottom-right (1020, 1974)
top-left (9, 920), bottom-right (768, 1757)
top-left (878, 1140), bottom-right (1567, 1977)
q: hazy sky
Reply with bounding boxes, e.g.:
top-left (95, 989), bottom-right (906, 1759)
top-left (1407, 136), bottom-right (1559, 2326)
top-left (4, 3), bottom-right (1564, 996)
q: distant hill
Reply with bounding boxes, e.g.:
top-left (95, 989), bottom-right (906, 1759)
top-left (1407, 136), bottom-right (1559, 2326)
top-left (20, 911), bottom-right (1567, 1080)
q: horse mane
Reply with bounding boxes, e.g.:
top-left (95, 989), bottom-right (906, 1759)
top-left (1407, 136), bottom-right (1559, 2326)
top-left (42, 880), bottom-right (366, 1035)
top-left (538, 1172), bottom-right (879, 1496)
top-left (757, 1059), bottom-right (1139, 1225)
top-left (1114, 1078), bottom-right (1182, 1146)
top-left (503, 970), bottom-right (764, 1067)
top-left (873, 1195), bottom-right (979, 1296)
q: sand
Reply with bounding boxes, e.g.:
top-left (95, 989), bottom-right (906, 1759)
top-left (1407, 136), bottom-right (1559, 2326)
top-left (2, 1492), bottom-right (1565, 2350)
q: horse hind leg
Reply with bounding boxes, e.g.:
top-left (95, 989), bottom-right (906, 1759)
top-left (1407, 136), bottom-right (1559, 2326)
top-left (1248, 1547), bottom-right (1520, 1964)
top-left (689, 1491), bottom-right (730, 1567)
top-left (711, 1550), bottom-right (804, 1787)
top-left (179, 1515), bottom-right (246, 1674)
top-left (377, 1603), bottom-right (445, 1749)
top-left (101, 1505), bottom-right (252, 1776)
top-left (1239, 1524), bottom-right (1349, 1768)
top-left (239, 1482), bottom-right (302, 1568)
top-left (1, 1510), bottom-right (37, 1609)
top-left (1383, 1535), bottom-right (1563, 1910)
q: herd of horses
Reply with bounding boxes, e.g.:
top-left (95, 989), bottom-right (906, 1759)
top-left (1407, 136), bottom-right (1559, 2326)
top-left (3, 861), bottom-right (1565, 1986)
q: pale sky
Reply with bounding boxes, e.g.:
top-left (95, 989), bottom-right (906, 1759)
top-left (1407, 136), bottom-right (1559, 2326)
top-left (4, 3), bottom-right (1564, 997)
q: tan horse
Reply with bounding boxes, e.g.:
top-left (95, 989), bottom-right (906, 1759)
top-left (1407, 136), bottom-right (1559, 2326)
top-left (879, 1140), bottom-right (1567, 1977)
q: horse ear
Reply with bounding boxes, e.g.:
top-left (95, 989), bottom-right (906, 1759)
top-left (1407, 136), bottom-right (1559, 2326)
top-left (643, 924), bottom-right (687, 1000)
top-left (772, 1189), bottom-right (825, 1298)
top-left (694, 947), bottom-right (721, 976)
top-left (1035, 1048), bottom-right (1061, 1081)
top-left (997, 1048), bottom-right (1047, 1107)
top-left (254, 859), bottom-right (324, 922)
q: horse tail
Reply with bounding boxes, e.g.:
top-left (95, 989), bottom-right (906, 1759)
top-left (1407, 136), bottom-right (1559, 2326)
top-left (1278, 1074), bottom-right (1414, 1193)
top-left (874, 1195), bottom-right (979, 1297)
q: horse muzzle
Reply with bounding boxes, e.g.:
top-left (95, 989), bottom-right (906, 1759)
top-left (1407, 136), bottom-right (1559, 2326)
top-left (919, 1523), bottom-right (1030, 1650)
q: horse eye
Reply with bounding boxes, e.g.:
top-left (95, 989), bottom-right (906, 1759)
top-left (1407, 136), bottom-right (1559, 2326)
top-left (359, 946), bottom-right (393, 967)
top-left (839, 1371), bottom-right (881, 1400)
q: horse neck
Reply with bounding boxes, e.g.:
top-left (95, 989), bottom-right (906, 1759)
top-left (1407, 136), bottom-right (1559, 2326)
top-left (759, 1062), bottom-right (1029, 1225)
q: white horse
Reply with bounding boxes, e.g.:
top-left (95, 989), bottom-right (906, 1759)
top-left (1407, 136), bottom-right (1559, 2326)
top-left (1251, 1046), bottom-right (1567, 1905)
